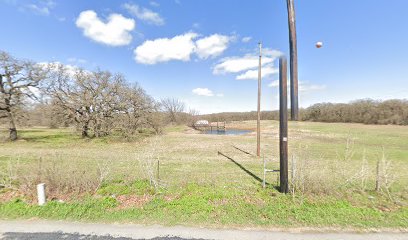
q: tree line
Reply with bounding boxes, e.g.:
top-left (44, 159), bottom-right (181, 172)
top-left (201, 99), bottom-right (408, 125)
top-left (0, 51), bottom-right (189, 141)
top-left (301, 99), bottom-right (408, 125)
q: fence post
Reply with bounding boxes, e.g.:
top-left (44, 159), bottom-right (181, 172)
top-left (375, 158), bottom-right (381, 191)
top-left (291, 154), bottom-right (296, 180)
top-left (263, 155), bottom-right (266, 188)
top-left (37, 183), bottom-right (46, 206)
top-left (157, 159), bottom-right (160, 184)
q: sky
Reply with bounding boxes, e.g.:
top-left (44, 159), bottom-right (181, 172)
top-left (1, 0), bottom-right (407, 114)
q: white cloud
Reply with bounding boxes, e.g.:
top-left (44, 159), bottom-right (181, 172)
top-left (268, 80), bottom-right (279, 87)
top-left (213, 48), bottom-right (282, 80)
top-left (236, 65), bottom-right (278, 80)
top-left (195, 34), bottom-right (231, 59)
top-left (192, 88), bottom-right (214, 97)
top-left (149, 1), bottom-right (160, 7)
top-left (268, 80), bottom-right (326, 93)
top-left (18, 0), bottom-right (56, 16)
top-left (213, 55), bottom-right (275, 74)
top-left (134, 32), bottom-right (197, 64)
top-left (263, 48), bottom-right (283, 58)
top-left (242, 36), bottom-right (252, 43)
top-left (299, 83), bottom-right (326, 92)
top-left (76, 10), bottom-right (135, 46)
top-left (213, 55), bottom-right (260, 74)
top-left (134, 32), bottom-right (232, 64)
top-left (123, 3), bottom-right (164, 26)
top-left (192, 88), bottom-right (224, 97)
top-left (23, 4), bottom-right (49, 15)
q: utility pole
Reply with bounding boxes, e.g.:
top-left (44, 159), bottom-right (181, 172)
top-left (279, 57), bottom-right (289, 194)
top-left (257, 42), bottom-right (262, 157)
top-left (286, 0), bottom-right (299, 121)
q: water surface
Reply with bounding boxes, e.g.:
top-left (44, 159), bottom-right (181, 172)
top-left (202, 129), bottom-right (252, 135)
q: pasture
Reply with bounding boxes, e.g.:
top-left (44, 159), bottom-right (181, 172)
top-left (0, 121), bottom-right (407, 228)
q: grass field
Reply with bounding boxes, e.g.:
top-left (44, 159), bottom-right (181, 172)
top-left (0, 121), bottom-right (407, 228)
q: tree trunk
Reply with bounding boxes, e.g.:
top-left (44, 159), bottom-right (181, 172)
top-left (287, 0), bottom-right (299, 121)
top-left (7, 110), bottom-right (17, 141)
top-left (82, 124), bottom-right (89, 138)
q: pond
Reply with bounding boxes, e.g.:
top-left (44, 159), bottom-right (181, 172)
top-left (202, 129), bottom-right (252, 135)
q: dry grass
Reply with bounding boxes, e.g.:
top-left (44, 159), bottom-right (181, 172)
top-left (0, 121), bottom-right (407, 202)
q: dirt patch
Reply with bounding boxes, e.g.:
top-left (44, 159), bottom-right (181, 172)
top-left (0, 189), bottom-right (26, 202)
top-left (116, 194), bottom-right (152, 209)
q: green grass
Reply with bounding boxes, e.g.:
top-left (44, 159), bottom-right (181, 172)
top-left (1, 183), bottom-right (407, 228)
top-left (97, 179), bottom-right (156, 196)
top-left (0, 121), bottom-right (407, 228)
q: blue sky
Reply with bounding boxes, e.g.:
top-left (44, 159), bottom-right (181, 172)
top-left (1, 0), bottom-right (407, 113)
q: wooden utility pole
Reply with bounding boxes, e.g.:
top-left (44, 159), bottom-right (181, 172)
top-left (286, 0), bottom-right (299, 121)
top-left (279, 57), bottom-right (289, 194)
top-left (257, 42), bottom-right (262, 157)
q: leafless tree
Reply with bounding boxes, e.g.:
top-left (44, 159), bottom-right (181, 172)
top-left (45, 63), bottom-right (91, 137)
top-left (160, 98), bottom-right (185, 124)
top-left (115, 83), bottom-right (161, 137)
top-left (45, 63), bottom-right (162, 138)
top-left (187, 108), bottom-right (200, 127)
top-left (0, 51), bottom-right (46, 141)
top-left (45, 64), bottom-right (123, 137)
top-left (24, 100), bottom-right (70, 128)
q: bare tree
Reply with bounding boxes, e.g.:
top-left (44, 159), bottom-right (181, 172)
top-left (46, 63), bottom-right (162, 138)
top-left (46, 64), bottom-right (123, 137)
top-left (116, 83), bottom-right (161, 137)
top-left (0, 51), bottom-right (45, 141)
top-left (160, 98), bottom-right (185, 124)
top-left (187, 108), bottom-right (200, 127)
top-left (86, 70), bottom-right (126, 137)
top-left (45, 64), bottom-right (91, 137)
top-left (24, 99), bottom-right (70, 128)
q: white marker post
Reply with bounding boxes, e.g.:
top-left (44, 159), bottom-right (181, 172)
top-left (37, 183), bottom-right (46, 206)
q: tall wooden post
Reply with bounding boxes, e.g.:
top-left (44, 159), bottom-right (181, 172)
top-left (279, 57), bottom-right (289, 194)
top-left (257, 42), bottom-right (262, 157)
top-left (287, 0), bottom-right (299, 121)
